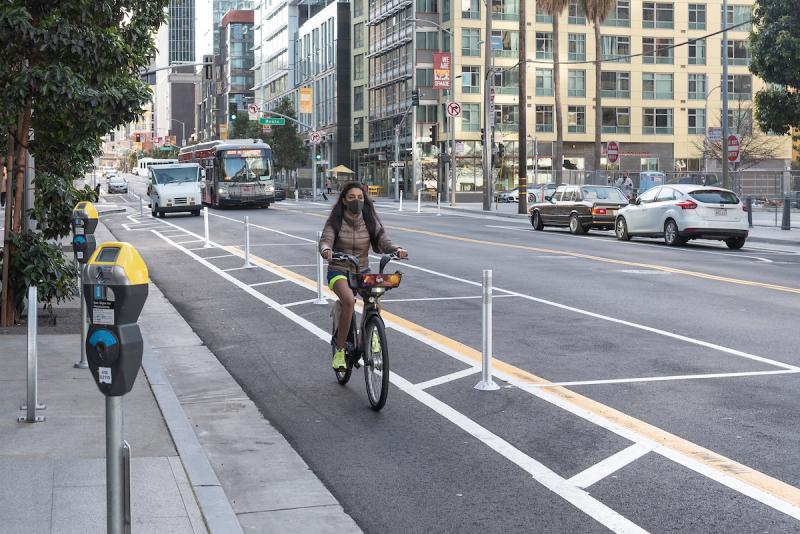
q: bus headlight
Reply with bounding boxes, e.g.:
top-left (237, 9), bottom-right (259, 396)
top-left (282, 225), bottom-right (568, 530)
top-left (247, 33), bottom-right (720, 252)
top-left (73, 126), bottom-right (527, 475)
top-left (218, 187), bottom-right (228, 196)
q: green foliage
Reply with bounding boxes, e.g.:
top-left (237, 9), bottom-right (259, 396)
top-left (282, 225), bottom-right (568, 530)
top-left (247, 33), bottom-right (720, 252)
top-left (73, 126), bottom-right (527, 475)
top-left (264, 98), bottom-right (309, 172)
top-left (7, 232), bottom-right (79, 319)
top-left (230, 113), bottom-right (260, 139)
top-left (750, 0), bottom-right (800, 135)
top-left (28, 173), bottom-right (100, 240)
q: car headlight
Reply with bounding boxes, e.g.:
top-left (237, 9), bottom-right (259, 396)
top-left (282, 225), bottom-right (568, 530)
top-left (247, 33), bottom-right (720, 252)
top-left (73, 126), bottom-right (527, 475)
top-left (218, 187), bottom-right (228, 195)
top-left (265, 185), bottom-right (274, 193)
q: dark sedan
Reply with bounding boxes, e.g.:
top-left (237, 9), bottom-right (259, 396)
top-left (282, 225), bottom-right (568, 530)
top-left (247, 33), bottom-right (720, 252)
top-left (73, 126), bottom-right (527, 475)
top-left (529, 185), bottom-right (630, 234)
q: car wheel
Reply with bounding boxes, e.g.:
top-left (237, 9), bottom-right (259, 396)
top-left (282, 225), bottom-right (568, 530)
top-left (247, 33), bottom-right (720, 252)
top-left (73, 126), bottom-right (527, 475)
top-left (531, 210), bottom-right (544, 231)
top-left (725, 236), bottom-right (746, 249)
top-left (664, 219), bottom-right (686, 246)
top-left (616, 217), bottom-right (631, 241)
top-left (569, 214), bottom-right (586, 235)
top-left (192, 210), bottom-right (201, 217)
top-left (151, 203), bottom-right (157, 217)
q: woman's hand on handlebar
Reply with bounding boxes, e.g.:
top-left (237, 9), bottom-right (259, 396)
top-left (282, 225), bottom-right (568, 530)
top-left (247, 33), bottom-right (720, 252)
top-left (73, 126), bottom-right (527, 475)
top-left (322, 249), bottom-right (333, 262)
top-left (394, 248), bottom-right (408, 259)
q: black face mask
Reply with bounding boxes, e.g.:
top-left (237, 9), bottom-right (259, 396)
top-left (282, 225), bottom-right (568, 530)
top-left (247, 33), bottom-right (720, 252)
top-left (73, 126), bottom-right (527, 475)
top-left (346, 198), bottom-right (364, 215)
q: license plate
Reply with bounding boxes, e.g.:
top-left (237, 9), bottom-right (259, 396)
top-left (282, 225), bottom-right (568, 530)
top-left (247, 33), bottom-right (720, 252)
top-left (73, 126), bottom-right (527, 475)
top-left (715, 208), bottom-right (727, 216)
top-left (607, 210), bottom-right (616, 216)
top-left (244, 187), bottom-right (252, 193)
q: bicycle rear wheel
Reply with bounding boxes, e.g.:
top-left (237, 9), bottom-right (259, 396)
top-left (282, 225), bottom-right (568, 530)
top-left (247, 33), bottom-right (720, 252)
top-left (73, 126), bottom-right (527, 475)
top-left (363, 316), bottom-right (389, 410)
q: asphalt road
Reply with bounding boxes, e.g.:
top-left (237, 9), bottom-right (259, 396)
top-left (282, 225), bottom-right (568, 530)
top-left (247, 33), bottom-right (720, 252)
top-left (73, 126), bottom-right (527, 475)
top-left (101, 175), bottom-right (800, 533)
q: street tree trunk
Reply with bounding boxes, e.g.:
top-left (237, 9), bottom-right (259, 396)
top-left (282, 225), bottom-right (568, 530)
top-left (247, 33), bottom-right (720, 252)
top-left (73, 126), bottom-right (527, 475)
top-left (518, 0), bottom-right (528, 213)
top-left (553, 16), bottom-right (564, 185)
top-left (593, 19), bottom-right (603, 176)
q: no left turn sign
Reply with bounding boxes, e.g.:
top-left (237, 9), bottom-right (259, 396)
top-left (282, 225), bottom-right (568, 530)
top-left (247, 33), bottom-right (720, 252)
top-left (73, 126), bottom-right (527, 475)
top-left (309, 131), bottom-right (322, 144)
top-left (446, 102), bottom-right (462, 118)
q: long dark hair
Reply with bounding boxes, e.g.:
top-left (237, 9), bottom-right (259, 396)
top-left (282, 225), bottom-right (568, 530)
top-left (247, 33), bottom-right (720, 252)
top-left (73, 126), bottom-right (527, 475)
top-left (325, 181), bottom-right (385, 250)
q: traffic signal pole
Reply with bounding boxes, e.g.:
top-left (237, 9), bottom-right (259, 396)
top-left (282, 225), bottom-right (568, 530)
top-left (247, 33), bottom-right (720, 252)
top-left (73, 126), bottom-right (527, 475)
top-left (721, 0), bottom-right (731, 190)
top-left (482, 1), bottom-right (493, 212)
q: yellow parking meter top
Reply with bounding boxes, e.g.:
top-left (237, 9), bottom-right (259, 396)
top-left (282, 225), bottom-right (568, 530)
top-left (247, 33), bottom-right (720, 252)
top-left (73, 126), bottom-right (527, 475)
top-left (73, 201), bottom-right (99, 220)
top-left (87, 242), bottom-right (149, 285)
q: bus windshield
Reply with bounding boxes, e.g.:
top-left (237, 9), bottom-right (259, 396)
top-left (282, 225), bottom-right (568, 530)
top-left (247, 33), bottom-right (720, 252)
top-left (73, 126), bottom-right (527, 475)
top-left (222, 149), bottom-right (271, 182)
top-left (152, 167), bottom-right (199, 184)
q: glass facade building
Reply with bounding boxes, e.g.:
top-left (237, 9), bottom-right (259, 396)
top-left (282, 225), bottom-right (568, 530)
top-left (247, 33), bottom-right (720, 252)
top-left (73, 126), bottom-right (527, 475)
top-left (169, 0), bottom-right (195, 63)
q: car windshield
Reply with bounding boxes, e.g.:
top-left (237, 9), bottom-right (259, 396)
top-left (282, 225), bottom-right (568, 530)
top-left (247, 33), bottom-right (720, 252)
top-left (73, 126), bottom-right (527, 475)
top-left (152, 167), bottom-right (198, 184)
top-left (222, 149), bottom-right (271, 182)
top-left (689, 189), bottom-right (739, 204)
top-left (581, 187), bottom-right (627, 202)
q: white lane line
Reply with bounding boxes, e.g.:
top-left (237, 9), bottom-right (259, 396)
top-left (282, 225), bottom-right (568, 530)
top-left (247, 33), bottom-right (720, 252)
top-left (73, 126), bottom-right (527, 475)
top-left (222, 267), bottom-right (251, 272)
top-left (248, 280), bottom-right (289, 287)
top-left (174, 239), bottom-right (204, 245)
top-left (568, 443), bottom-right (653, 489)
top-left (538, 369), bottom-right (800, 387)
top-left (414, 367), bottom-right (481, 390)
top-left (149, 228), bottom-right (648, 534)
top-left (219, 243), bottom-right (312, 247)
top-left (284, 299), bottom-right (319, 308)
top-left (204, 254), bottom-right (235, 260)
top-left (281, 264), bottom-right (315, 268)
top-left (380, 295), bottom-right (517, 303)
top-left (207, 212), bottom-right (316, 243)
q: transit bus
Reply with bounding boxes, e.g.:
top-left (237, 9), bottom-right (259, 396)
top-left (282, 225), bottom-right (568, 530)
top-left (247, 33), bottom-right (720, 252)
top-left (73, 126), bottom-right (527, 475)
top-left (133, 157), bottom-right (178, 177)
top-left (178, 139), bottom-right (275, 208)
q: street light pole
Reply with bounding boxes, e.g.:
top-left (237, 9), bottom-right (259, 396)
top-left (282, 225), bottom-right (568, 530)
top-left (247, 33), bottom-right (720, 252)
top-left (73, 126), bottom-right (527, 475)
top-left (482, 0), bottom-right (493, 211)
top-left (721, 0), bottom-right (731, 189)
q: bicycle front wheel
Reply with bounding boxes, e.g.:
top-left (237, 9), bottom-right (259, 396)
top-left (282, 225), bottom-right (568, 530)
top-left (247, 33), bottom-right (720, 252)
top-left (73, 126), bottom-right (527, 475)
top-left (363, 316), bottom-right (389, 410)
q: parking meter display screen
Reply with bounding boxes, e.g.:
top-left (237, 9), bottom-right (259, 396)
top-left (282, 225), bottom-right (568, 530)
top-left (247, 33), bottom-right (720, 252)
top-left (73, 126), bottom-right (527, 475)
top-left (97, 247), bottom-right (120, 263)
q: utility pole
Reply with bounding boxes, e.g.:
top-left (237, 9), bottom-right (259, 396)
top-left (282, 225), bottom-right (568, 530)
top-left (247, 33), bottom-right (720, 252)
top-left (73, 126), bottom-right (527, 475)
top-left (448, 33), bottom-right (456, 207)
top-left (721, 0), bottom-right (730, 190)
top-left (517, 0), bottom-right (527, 214)
top-left (482, 0), bottom-right (493, 211)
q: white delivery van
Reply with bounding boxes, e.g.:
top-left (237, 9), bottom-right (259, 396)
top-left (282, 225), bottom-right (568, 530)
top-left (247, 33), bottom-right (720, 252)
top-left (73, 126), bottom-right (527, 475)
top-left (147, 163), bottom-right (205, 217)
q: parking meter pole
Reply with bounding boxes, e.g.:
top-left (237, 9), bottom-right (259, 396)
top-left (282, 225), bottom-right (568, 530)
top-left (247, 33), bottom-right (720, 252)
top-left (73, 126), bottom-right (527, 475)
top-left (203, 207), bottom-right (211, 248)
top-left (782, 196), bottom-right (791, 230)
top-left (19, 285), bottom-right (46, 423)
top-left (475, 270), bottom-right (499, 391)
top-left (75, 272), bottom-right (89, 369)
top-left (746, 197), bottom-right (753, 228)
top-left (314, 231), bottom-right (327, 305)
top-left (106, 396), bottom-right (124, 534)
top-left (244, 216), bottom-right (252, 268)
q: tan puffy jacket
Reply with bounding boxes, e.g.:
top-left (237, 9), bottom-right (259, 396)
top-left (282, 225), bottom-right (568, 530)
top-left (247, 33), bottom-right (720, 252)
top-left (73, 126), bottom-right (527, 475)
top-left (318, 210), bottom-right (397, 273)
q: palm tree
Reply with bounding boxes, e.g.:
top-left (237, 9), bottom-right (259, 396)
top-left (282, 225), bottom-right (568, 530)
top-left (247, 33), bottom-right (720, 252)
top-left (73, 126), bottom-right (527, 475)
top-left (582, 0), bottom-right (614, 176)
top-left (538, 0), bottom-right (568, 185)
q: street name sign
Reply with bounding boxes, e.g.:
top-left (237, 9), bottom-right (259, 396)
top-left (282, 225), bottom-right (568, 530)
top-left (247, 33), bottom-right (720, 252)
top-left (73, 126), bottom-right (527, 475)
top-left (259, 117), bottom-right (286, 126)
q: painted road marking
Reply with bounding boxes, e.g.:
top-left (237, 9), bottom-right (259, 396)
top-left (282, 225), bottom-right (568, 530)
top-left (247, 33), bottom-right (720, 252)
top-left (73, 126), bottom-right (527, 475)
top-left (568, 443), bottom-right (653, 489)
top-left (203, 254), bottom-right (236, 260)
top-left (539, 369), bottom-right (800, 387)
top-left (150, 229), bottom-right (648, 534)
top-left (414, 367), bottom-right (481, 390)
top-left (380, 295), bottom-right (517, 303)
top-left (248, 280), bottom-right (289, 288)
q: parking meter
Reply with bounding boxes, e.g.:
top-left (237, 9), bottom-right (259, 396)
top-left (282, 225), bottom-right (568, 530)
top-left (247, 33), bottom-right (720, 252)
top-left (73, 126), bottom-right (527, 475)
top-left (71, 201), bottom-right (98, 263)
top-left (83, 242), bottom-right (149, 396)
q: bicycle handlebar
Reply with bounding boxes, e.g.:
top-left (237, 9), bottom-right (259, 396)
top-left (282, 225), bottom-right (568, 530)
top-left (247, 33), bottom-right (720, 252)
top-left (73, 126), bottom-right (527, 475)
top-left (330, 251), bottom-right (408, 274)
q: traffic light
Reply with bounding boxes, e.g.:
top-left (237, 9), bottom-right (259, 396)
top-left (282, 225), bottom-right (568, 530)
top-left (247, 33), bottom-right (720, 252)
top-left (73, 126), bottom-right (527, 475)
top-left (134, 133), bottom-right (141, 143)
top-left (411, 89), bottom-right (420, 106)
top-left (429, 124), bottom-right (438, 146)
top-left (498, 143), bottom-right (505, 160)
top-left (229, 102), bottom-right (238, 121)
top-left (203, 55), bottom-right (214, 81)
top-left (315, 153), bottom-right (321, 161)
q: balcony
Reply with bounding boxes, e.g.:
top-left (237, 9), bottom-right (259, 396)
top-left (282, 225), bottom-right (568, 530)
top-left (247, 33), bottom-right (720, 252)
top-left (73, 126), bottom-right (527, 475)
top-left (601, 90), bottom-right (630, 98)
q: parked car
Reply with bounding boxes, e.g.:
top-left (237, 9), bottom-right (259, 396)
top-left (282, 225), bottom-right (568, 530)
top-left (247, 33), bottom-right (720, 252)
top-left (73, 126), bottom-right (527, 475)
top-left (107, 174), bottom-right (128, 194)
top-left (529, 184), bottom-right (630, 234)
top-left (274, 184), bottom-right (286, 201)
top-left (615, 184), bottom-right (748, 248)
top-left (497, 187), bottom-right (535, 203)
top-left (668, 173), bottom-right (720, 187)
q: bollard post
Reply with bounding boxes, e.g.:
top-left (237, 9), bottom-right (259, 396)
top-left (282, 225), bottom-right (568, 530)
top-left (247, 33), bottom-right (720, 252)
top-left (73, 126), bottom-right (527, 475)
top-left (475, 270), bottom-right (500, 391)
top-left (74, 266), bottom-right (89, 369)
top-left (746, 197), bottom-right (753, 228)
top-left (437, 195), bottom-right (441, 217)
top-left (313, 231), bottom-right (327, 305)
top-left (782, 195), bottom-right (791, 230)
top-left (19, 286), bottom-right (45, 422)
top-left (417, 191), bottom-right (421, 214)
top-left (295, 189), bottom-right (299, 203)
top-left (203, 207), bottom-right (211, 248)
top-left (243, 216), bottom-right (252, 268)
top-left (399, 195), bottom-right (403, 212)
top-left (106, 396), bottom-right (124, 534)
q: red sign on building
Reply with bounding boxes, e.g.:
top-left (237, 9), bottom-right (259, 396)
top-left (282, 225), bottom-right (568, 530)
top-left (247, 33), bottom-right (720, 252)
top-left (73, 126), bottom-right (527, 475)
top-left (433, 53), bottom-right (451, 90)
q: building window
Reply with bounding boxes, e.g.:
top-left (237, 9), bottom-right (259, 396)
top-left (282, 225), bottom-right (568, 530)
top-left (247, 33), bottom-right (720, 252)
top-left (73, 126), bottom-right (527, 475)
top-left (492, 0), bottom-right (520, 21)
top-left (417, 105), bottom-right (437, 122)
top-left (354, 86), bottom-right (364, 111)
top-left (642, 37), bottom-right (674, 64)
top-left (600, 71), bottom-right (630, 98)
top-left (725, 40), bottom-right (751, 65)
top-left (418, 32), bottom-right (438, 50)
top-left (535, 5), bottom-right (552, 23)
top-left (417, 68), bottom-right (434, 87)
top-left (354, 54), bottom-right (364, 80)
top-left (354, 23), bottom-right (364, 49)
top-left (462, 0), bottom-right (480, 19)
top-left (643, 108), bottom-right (673, 134)
top-left (727, 108), bottom-right (753, 135)
top-left (642, 73), bottom-right (673, 99)
top-left (416, 0), bottom-right (437, 12)
top-left (462, 66), bottom-right (480, 94)
top-left (536, 69), bottom-right (553, 96)
top-left (602, 107), bottom-right (630, 133)
top-left (688, 73), bottom-right (706, 100)
top-left (725, 74), bottom-right (752, 100)
top-left (495, 104), bottom-right (518, 131)
top-left (568, 69), bottom-right (586, 97)
top-left (568, 106), bottom-right (586, 133)
top-left (493, 68), bottom-right (519, 94)
top-left (354, 0), bottom-right (364, 17)
top-left (640, 157), bottom-right (659, 171)
top-left (462, 103), bottom-right (480, 131)
top-left (536, 32), bottom-right (553, 60)
top-left (536, 105), bottom-right (554, 132)
top-left (688, 38), bottom-right (705, 65)
top-left (443, 0), bottom-right (451, 21)
top-left (491, 30), bottom-right (519, 57)
top-left (604, 0), bottom-right (630, 27)
top-left (722, 5), bottom-right (752, 32)
top-left (643, 2), bottom-right (674, 29)
top-left (568, 0), bottom-right (586, 24)
top-left (688, 109), bottom-right (705, 135)
top-left (462, 28), bottom-right (481, 57)
top-left (568, 34), bottom-right (586, 61)
top-left (601, 35), bottom-right (630, 63)
top-left (353, 117), bottom-right (364, 142)
top-left (688, 3), bottom-right (705, 29)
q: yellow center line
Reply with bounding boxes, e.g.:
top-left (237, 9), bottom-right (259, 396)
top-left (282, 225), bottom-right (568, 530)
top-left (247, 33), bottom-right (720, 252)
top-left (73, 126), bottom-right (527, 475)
top-left (284, 208), bottom-right (800, 295)
top-left (226, 244), bottom-right (800, 511)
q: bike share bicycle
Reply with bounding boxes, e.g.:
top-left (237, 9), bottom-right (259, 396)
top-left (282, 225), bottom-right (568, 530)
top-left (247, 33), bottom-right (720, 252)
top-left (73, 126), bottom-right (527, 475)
top-left (330, 252), bottom-right (405, 410)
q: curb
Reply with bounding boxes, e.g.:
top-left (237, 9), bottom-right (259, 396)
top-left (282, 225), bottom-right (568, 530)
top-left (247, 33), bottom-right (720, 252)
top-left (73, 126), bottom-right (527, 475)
top-left (141, 342), bottom-right (244, 534)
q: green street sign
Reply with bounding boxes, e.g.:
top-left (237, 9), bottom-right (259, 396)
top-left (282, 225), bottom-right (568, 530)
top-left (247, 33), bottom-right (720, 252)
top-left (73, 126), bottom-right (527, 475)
top-left (259, 117), bottom-right (286, 126)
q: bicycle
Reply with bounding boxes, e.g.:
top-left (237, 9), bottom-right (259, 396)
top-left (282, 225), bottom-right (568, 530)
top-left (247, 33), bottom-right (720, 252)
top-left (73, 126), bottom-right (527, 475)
top-left (329, 252), bottom-right (405, 410)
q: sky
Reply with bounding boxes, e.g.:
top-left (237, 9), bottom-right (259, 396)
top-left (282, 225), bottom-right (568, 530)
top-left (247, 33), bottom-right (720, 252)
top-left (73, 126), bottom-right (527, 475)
top-left (196, 0), bottom-right (213, 61)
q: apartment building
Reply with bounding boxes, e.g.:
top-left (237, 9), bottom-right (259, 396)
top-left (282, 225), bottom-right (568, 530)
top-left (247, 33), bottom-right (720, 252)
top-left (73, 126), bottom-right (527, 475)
top-left (253, 0), bottom-right (299, 111)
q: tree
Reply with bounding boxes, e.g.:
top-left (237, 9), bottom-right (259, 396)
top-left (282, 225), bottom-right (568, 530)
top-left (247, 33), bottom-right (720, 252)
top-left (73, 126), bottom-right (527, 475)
top-left (0, 1), bottom-right (167, 325)
top-left (264, 98), bottom-right (309, 172)
top-left (539, 0), bottom-right (569, 186)
top-left (230, 112), bottom-right (260, 139)
top-left (582, 0), bottom-right (615, 174)
top-left (749, 0), bottom-right (800, 139)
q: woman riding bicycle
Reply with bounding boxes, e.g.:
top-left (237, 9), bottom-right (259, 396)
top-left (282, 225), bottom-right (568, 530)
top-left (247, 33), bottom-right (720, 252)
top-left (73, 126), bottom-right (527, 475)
top-left (319, 182), bottom-right (407, 370)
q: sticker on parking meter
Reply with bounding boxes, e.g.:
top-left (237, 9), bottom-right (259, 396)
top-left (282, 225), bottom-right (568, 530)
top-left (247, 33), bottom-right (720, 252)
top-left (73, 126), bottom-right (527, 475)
top-left (98, 367), bottom-right (112, 384)
top-left (75, 226), bottom-right (84, 235)
top-left (93, 300), bottom-right (115, 325)
top-left (76, 252), bottom-right (83, 260)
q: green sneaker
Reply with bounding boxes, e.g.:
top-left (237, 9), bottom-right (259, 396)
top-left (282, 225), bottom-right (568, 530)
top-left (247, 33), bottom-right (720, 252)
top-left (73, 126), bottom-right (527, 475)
top-left (370, 333), bottom-right (381, 354)
top-left (332, 348), bottom-right (347, 370)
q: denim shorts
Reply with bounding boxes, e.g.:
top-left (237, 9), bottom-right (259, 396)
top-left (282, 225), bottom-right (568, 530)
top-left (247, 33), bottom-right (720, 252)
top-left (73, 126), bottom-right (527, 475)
top-left (326, 269), bottom-right (348, 290)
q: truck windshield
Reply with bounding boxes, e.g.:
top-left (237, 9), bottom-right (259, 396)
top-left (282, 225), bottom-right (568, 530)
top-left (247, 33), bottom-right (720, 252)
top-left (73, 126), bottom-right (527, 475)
top-left (222, 149), bottom-right (271, 182)
top-left (152, 167), bottom-right (198, 184)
